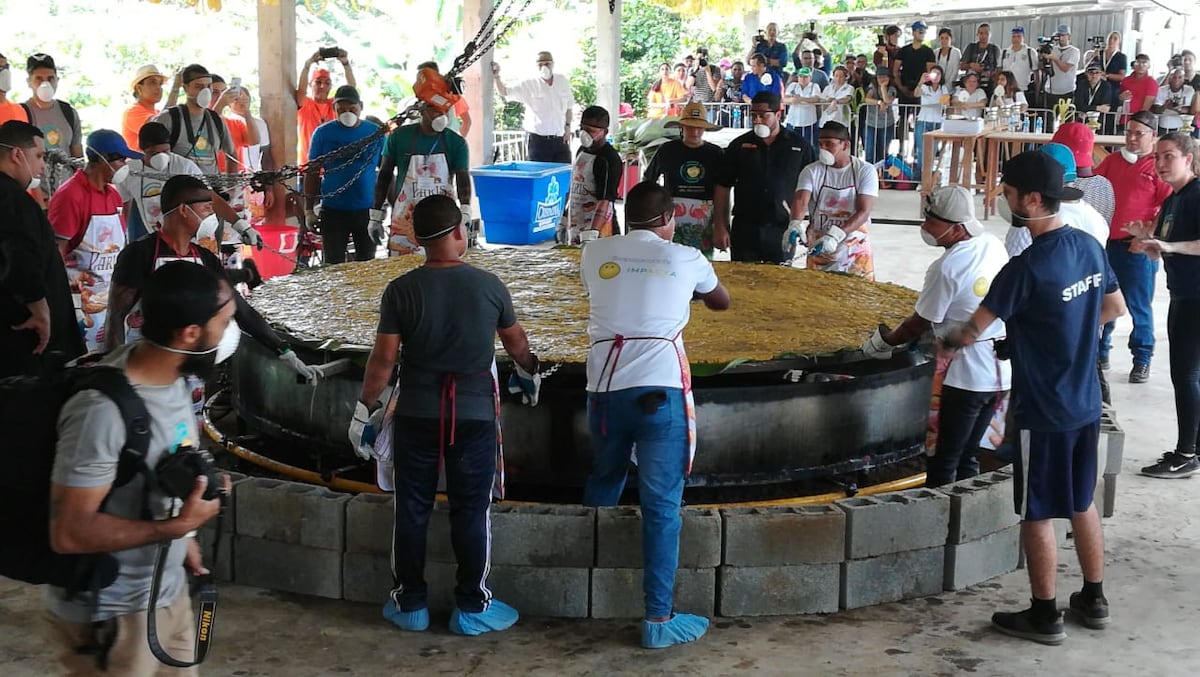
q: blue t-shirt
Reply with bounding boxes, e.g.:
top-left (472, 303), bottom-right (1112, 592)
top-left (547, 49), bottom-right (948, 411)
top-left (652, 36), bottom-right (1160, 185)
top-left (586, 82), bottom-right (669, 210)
top-left (982, 226), bottom-right (1118, 432)
top-left (308, 119), bottom-right (383, 210)
top-left (741, 74), bottom-right (783, 101)
top-left (1156, 177), bottom-right (1200, 300)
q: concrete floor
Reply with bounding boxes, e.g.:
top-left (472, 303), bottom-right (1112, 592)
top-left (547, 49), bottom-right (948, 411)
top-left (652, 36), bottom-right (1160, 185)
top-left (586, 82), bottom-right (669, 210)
top-left (4, 190), bottom-right (1199, 676)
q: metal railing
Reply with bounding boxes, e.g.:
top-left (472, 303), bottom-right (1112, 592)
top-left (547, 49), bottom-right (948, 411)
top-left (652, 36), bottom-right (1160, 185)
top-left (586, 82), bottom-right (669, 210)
top-left (492, 130), bottom-right (528, 163)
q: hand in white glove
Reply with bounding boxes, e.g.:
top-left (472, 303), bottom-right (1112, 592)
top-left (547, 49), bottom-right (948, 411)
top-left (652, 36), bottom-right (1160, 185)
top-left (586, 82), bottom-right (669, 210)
top-left (347, 400), bottom-right (384, 460)
top-left (810, 226), bottom-right (847, 257)
top-left (460, 204), bottom-right (473, 227)
top-left (860, 325), bottom-right (895, 360)
top-left (782, 218), bottom-right (808, 254)
top-left (368, 208), bottom-right (386, 243)
top-left (313, 203), bottom-right (324, 218)
top-left (233, 219), bottom-right (264, 249)
top-left (506, 357), bottom-right (542, 406)
top-left (279, 348), bottom-right (320, 382)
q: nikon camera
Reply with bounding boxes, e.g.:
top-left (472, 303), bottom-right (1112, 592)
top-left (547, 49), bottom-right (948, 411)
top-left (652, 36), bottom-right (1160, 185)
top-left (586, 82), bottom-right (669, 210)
top-left (157, 445), bottom-right (224, 502)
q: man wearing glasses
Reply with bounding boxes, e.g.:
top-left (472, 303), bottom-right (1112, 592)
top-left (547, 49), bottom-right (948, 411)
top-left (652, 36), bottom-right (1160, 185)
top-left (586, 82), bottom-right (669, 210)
top-left (714, 91), bottom-right (815, 263)
top-left (492, 51), bottom-right (575, 163)
top-left (296, 48), bottom-right (356, 165)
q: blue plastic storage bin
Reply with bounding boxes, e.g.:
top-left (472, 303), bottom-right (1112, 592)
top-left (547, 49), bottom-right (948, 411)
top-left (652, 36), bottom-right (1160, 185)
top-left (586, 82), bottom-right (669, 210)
top-left (470, 161), bottom-right (572, 245)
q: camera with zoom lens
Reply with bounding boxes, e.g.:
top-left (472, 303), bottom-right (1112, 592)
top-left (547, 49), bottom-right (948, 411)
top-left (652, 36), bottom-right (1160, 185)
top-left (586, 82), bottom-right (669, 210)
top-left (1037, 35), bottom-right (1059, 56)
top-left (1089, 35), bottom-right (1105, 51)
top-left (754, 29), bottom-right (765, 44)
top-left (157, 445), bottom-right (224, 502)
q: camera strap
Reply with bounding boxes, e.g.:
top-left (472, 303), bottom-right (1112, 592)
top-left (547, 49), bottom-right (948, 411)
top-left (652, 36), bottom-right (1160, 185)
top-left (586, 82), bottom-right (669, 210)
top-left (146, 509), bottom-right (223, 668)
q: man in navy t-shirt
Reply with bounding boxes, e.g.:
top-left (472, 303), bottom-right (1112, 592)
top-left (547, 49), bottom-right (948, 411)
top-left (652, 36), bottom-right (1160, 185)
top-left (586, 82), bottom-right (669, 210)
top-left (304, 85), bottom-right (384, 264)
top-left (947, 151), bottom-right (1126, 646)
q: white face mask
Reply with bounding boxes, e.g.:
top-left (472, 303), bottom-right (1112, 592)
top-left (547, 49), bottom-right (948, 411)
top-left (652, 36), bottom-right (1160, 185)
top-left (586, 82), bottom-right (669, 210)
top-left (190, 206), bottom-right (220, 242)
top-left (111, 164), bottom-right (130, 184)
top-left (920, 228), bottom-right (942, 246)
top-left (818, 148), bottom-right (836, 165)
top-left (998, 196), bottom-right (1056, 228)
top-left (1120, 148), bottom-right (1140, 163)
top-left (753, 123), bottom-right (771, 138)
top-left (0, 142), bottom-right (39, 189)
top-left (0, 69), bottom-right (11, 92)
top-left (35, 81), bottom-right (55, 103)
top-left (540, 65), bottom-right (553, 80)
top-left (338, 111), bottom-right (359, 127)
top-left (149, 152), bottom-right (170, 172)
top-left (430, 114), bottom-right (448, 132)
top-left (194, 87), bottom-right (213, 109)
top-left (213, 319), bottom-right (241, 363)
top-left (578, 129), bottom-right (594, 148)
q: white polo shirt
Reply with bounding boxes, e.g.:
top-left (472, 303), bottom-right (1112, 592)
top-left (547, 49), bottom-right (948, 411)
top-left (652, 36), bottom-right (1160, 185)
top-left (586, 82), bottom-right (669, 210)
top-left (581, 230), bottom-right (719, 392)
top-left (1047, 45), bottom-right (1081, 95)
top-left (1001, 44), bottom-right (1038, 90)
top-left (505, 76), bottom-right (575, 137)
top-left (915, 233), bottom-right (1012, 392)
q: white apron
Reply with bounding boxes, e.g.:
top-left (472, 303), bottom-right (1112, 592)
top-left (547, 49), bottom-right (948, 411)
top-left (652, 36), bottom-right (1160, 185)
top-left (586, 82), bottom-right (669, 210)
top-left (568, 152), bottom-right (615, 242)
top-left (66, 213), bottom-right (125, 352)
top-left (389, 135), bottom-right (455, 256)
top-left (805, 160), bottom-right (874, 279)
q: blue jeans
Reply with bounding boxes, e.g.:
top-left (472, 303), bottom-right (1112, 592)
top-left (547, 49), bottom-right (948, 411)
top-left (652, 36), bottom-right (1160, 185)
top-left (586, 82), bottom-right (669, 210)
top-left (927, 386), bottom-right (1002, 487)
top-left (1100, 239), bottom-right (1158, 366)
top-left (584, 387), bottom-right (688, 619)
top-left (391, 416), bottom-right (497, 613)
top-left (914, 121), bottom-right (940, 171)
top-left (863, 125), bottom-right (894, 165)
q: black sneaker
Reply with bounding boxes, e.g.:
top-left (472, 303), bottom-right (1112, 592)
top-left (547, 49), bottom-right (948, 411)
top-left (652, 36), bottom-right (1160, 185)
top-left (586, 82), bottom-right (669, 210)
top-left (1069, 592), bottom-right (1110, 629)
top-left (1129, 363), bottom-right (1150, 383)
top-left (991, 607), bottom-right (1066, 645)
top-left (1140, 452), bottom-right (1200, 479)
top-left (1098, 356), bottom-right (1110, 371)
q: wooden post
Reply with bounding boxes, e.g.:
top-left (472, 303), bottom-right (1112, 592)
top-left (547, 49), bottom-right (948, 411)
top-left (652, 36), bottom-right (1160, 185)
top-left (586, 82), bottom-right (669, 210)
top-left (596, 0), bottom-right (622, 124)
top-left (463, 0), bottom-right (494, 173)
top-left (257, 0), bottom-right (297, 223)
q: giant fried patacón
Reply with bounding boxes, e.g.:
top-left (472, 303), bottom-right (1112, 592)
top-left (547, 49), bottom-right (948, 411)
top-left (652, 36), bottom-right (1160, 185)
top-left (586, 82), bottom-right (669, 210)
top-left (248, 249), bottom-right (917, 364)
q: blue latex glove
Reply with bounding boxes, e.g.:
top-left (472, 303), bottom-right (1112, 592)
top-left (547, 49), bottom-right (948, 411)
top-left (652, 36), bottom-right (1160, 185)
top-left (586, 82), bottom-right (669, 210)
top-left (506, 358), bottom-right (542, 407)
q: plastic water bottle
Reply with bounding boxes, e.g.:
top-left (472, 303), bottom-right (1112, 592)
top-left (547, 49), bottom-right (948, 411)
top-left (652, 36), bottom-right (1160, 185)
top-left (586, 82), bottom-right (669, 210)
top-left (1021, 116), bottom-right (1030, 133)
top-left (732, 107), bottom-right (743, 129)
top-left (1034, 116), bottom-right (1044, 134)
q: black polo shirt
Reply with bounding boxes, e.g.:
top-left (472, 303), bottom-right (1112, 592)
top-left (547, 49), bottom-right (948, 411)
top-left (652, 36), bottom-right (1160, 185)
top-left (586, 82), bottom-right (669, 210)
top-left (719, 127), bottom-right (815, 225)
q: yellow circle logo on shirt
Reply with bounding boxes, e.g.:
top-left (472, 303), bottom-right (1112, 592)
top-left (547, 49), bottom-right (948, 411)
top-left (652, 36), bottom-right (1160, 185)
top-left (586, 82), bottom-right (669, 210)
top-left (598, 261), bottom-right (621, 279)
top-left (973, 276), bottom-right (990, 297)
top-left (46, 130), bottom-right (61, 147)
top-left (195, 137), bottom-right (209, 151)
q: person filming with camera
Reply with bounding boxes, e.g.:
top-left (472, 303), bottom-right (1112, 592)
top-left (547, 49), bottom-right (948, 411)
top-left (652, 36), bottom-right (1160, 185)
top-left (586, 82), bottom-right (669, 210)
top-left (1040, 25), bottom-right (1081, 111)
top-left (45, 260), bottom-right (233, 675)
top-left (747, 22), bottom-right (788, 83)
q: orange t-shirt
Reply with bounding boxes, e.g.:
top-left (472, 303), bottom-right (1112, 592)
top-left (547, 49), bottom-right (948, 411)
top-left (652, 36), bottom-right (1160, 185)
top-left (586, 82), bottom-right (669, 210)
top-left (298, 97), bottom-right (334, 164)
top-left (0, 100), bottom-right (28, 124)
top-left (121, 101), bottom-right (158, 151)
top-left (224, 115), bottom-right (250, 171)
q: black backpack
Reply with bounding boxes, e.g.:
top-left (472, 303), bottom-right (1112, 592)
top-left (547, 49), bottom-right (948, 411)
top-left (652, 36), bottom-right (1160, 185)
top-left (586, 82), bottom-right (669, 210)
top-left (165, 105), bottom-right (229, 161)
top-left (20, 100), bottom-right (79, 141)
top-left (0, 363), bottom-right (150, 593)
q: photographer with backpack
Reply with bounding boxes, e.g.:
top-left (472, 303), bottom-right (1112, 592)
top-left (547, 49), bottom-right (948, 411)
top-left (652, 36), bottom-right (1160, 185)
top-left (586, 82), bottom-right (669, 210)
top-left (44, 261), bottom-right (233, 676)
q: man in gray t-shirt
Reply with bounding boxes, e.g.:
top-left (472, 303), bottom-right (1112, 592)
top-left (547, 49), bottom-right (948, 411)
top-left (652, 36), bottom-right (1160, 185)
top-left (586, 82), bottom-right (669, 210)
top-left (46, 261), bottom-right (230, 675)
top-left (23, 52), bottom-right (83, 198)
top-left (152, 64), bottom-right (235, 177)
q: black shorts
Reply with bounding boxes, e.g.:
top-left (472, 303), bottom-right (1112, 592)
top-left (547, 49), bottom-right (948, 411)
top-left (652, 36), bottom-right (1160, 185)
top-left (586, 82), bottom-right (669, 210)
top-left (1013, 420), bottom-right (1100, 521)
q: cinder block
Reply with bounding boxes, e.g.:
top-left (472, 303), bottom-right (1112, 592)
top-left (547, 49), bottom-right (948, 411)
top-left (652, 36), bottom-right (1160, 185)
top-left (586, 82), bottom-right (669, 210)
top-left (945, 475), bottom-right (1020, 544)
top-left (717, 564), bottom-right (840, 616)
top-left (490, 505), bottom-right (595, 567)
top-left (1100, 408), bottom-right (1125, 476)
top-left (196, 526), bottom-right (233, 582)
top-left (234, 536), bottom-right (342, 599)
top-left (235, 478), bottom-right (350, 550)
top-left (342, 553), bottom-right (457, 611)
top-left (841, 545), bottom-right (944, 609)
top-left (943, 524), bottom-right (1021, 590)
top-left (486, 565), bottom-right (590, 618)
top-left (346, 493), bottom-right (394, 555)
top-left (721, 505), bottom-right (845, 566)
top-left (1101, 473), bottom-right (1117, 518)
top-left (595, 507), bottom-right (721, 569)
top-left (590, 568), bottom-right (715, 619)
top-left (837, 489), bottom-right (950, 559)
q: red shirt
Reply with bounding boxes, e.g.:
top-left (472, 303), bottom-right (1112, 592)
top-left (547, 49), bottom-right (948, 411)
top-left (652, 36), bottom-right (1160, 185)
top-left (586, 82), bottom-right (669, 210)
top-left (298, 97), bottom-right (334, 164)
top-left (1119, 74), bottom-right (1159, 117)
top-left (47, 170), bottom-right (125, 252)
top-left (1095, 152), bottom-right (1173, 240)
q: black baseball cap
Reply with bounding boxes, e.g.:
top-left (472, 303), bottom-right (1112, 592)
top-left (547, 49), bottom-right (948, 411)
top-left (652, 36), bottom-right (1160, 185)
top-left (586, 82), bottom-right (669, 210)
top-left (138, 121), bottom-right (171, 150)
top-left (26, 53), bottom-right (56, 73)
top-left (1002, 151), bottom-right (1083, 201)
top-left (332, 85), bottom-right (361, 104)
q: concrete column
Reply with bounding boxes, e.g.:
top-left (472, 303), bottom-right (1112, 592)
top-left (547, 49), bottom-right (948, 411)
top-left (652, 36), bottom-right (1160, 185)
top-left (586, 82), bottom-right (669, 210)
top-left (743, 10), bottom-right (760, 46)
top-left (257, 0), bottom-right (297, 223)
top-left (463, 0), bottom-right (494, 169)
top-left (595, 0), bottom-right (622, 126)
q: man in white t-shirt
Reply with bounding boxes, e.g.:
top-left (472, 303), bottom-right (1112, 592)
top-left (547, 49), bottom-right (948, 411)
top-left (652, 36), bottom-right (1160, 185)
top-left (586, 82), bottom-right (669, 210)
top-left (1005, 143), bottom-right (1108, 256)
top-left (1152, 68), bottom-right (1196, 134)
top-left (1001, 26), bottom-right (1039, 93)
top-left (492, 51), bottom-right (575, 163)
top-left (580, 181), bottom-right (729, 650)
top-left (1043, 25), bottom-right (1081, 101)
top-left (790, 121), bottom-right (878, 279)
top-left (863, 185), bottom-right (1011, 486)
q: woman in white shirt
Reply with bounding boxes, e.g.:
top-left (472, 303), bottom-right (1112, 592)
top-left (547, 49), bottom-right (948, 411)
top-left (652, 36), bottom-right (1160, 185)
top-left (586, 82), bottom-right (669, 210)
top-left (785, 67), bottom-right (823, 146)
top-left (819, 66), bottom-right (855, 128)
top-left (951, 72), bottom-right (988, 119)
top-left (989, 71), bottom-right (1029, 112)
top-left (915, 66), bottom-right (950, 170)
top-left (935, 28), bottom-right (962, 87)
